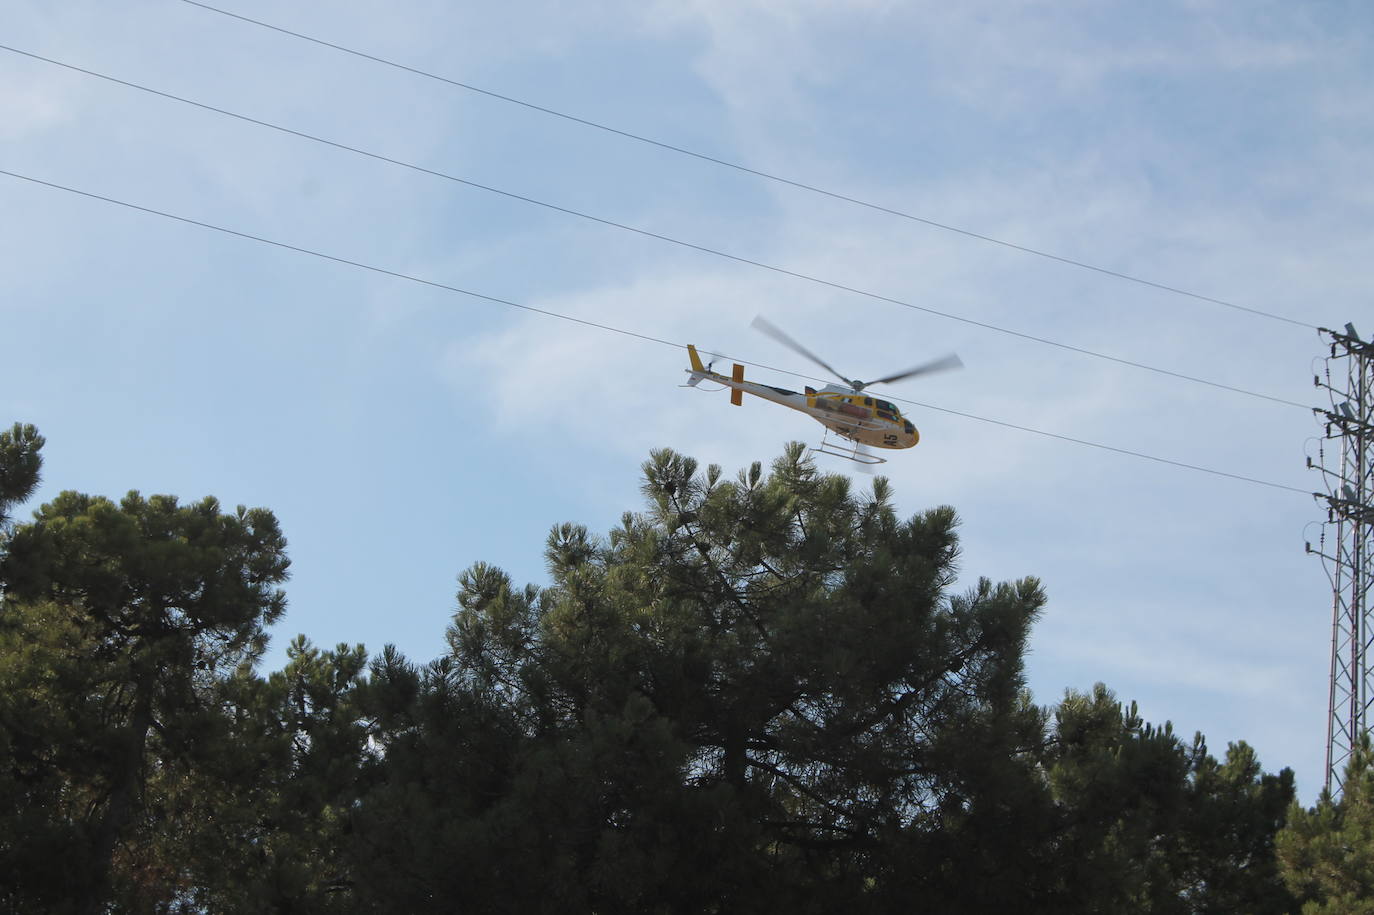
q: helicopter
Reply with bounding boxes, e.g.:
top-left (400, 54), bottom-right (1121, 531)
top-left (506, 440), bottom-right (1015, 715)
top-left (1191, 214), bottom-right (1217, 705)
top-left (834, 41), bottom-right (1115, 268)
top-left (684, 316), bottom-right (963, 465)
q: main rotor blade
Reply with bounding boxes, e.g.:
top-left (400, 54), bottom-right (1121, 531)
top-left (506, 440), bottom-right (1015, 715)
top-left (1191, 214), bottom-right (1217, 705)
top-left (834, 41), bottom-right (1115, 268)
top-left (864, 353), bottom-right (964, 387)
top-left (751, 315), bottom-right (853, 388)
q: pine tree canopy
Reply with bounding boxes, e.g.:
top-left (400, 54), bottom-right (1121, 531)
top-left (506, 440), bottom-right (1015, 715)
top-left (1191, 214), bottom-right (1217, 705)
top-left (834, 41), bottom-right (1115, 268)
top-left (0, 433), bottom-right (1302, 913)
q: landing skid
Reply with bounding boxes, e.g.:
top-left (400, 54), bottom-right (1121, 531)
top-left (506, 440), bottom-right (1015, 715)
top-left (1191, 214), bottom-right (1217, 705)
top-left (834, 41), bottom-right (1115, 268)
top-left (810, 429), bottom-right (886, 466)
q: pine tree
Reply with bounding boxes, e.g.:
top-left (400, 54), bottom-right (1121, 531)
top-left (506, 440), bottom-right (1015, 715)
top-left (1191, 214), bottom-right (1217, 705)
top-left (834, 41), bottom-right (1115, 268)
top-left (0, 485), bottom-right (289, 912)
top-left (1280, 736), bottom-right (1374, 912)
top-left (1043, 684), bottom-right (1295, 913)
top-left (357, 445), bottom-right (1050, 911)
top-left (164, 636), bottom-right (370, 912)
top-left (0, 422), bottom-right (43, 530)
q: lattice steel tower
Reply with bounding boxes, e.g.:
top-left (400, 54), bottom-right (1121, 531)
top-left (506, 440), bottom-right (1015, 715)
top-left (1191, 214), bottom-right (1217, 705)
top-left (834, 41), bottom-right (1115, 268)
top-left (1309, 323), bottom-right (1374, 796)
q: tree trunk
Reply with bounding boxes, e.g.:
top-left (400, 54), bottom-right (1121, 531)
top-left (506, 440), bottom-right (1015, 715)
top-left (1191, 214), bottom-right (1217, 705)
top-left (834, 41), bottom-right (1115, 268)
top-left (723, 721), bottom-right (747, 790)
top-left (78, 691), bottom-right (153, 915)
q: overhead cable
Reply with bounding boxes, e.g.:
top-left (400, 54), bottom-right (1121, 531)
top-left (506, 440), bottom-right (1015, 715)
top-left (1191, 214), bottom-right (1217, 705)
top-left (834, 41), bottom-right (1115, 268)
top-left (178, 0), bottom-right (1316, 332)
top-left (0, 45), bottom-right (1311, 411)
top-left (0, 167), bottom-right (1315, 497)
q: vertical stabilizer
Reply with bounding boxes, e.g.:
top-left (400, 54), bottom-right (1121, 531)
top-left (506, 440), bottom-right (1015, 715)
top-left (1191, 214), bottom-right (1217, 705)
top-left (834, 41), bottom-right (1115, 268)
top-left (687, 344), bottom-right (706, 373)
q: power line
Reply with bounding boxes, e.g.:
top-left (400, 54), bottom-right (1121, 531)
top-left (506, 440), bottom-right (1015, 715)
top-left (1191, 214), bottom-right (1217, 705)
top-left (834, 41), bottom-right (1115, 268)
top-left (0, 45), bottom-right (1311, 411)
top-left (178, 0), bottom-right (1315, 332)
top-left (0, 167), bottom-right (1314, 496)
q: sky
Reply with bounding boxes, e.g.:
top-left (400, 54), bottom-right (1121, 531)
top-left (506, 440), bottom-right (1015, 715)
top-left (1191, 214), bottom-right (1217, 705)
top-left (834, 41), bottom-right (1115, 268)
top-left (3, 0), bottom-right (1371, 802)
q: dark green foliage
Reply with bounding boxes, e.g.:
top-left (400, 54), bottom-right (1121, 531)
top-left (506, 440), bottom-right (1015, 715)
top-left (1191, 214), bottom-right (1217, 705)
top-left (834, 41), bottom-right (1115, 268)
top-left (346, 447), bottom-right (1297, 912)
top-left (1280, 737), bottom-right (1374, 913)
top-left (0, 422), bottom-right (43, 529)
top-left (1043, 685), bottom-right (1296, 913)
top-left (161, 636), bottom-right (370, 912)
top-left (0, 433), bottom-right (1302, 912)
top-left (317, 446), bottom-right (1043, 910)
top-left (397, 444), bottom-right (1047, 910)
top-left (350, 446), bottom-right (1295, 912)
top-left (0, 599), bottom-right (108, 913)
top-left (0, 480), bottom-right (290, 912)
top-left (1182, 739), bottom-right (1297, 913)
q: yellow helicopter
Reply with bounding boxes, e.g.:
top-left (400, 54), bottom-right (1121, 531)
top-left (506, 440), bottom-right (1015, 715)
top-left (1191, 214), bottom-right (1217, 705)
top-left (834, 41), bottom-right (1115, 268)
top-left (685, 317), bottom-right (963, 465)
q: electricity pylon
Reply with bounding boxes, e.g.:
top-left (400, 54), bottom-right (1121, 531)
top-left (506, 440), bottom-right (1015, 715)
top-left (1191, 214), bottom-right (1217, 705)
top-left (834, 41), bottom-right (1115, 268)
top-left (1309, 323), bottom-right (1374, 796)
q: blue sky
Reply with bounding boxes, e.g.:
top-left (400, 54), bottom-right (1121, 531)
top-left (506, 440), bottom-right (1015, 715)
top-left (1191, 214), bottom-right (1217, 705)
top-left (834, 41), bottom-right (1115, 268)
top-left (4, 0), bottom-right (1371, 801)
